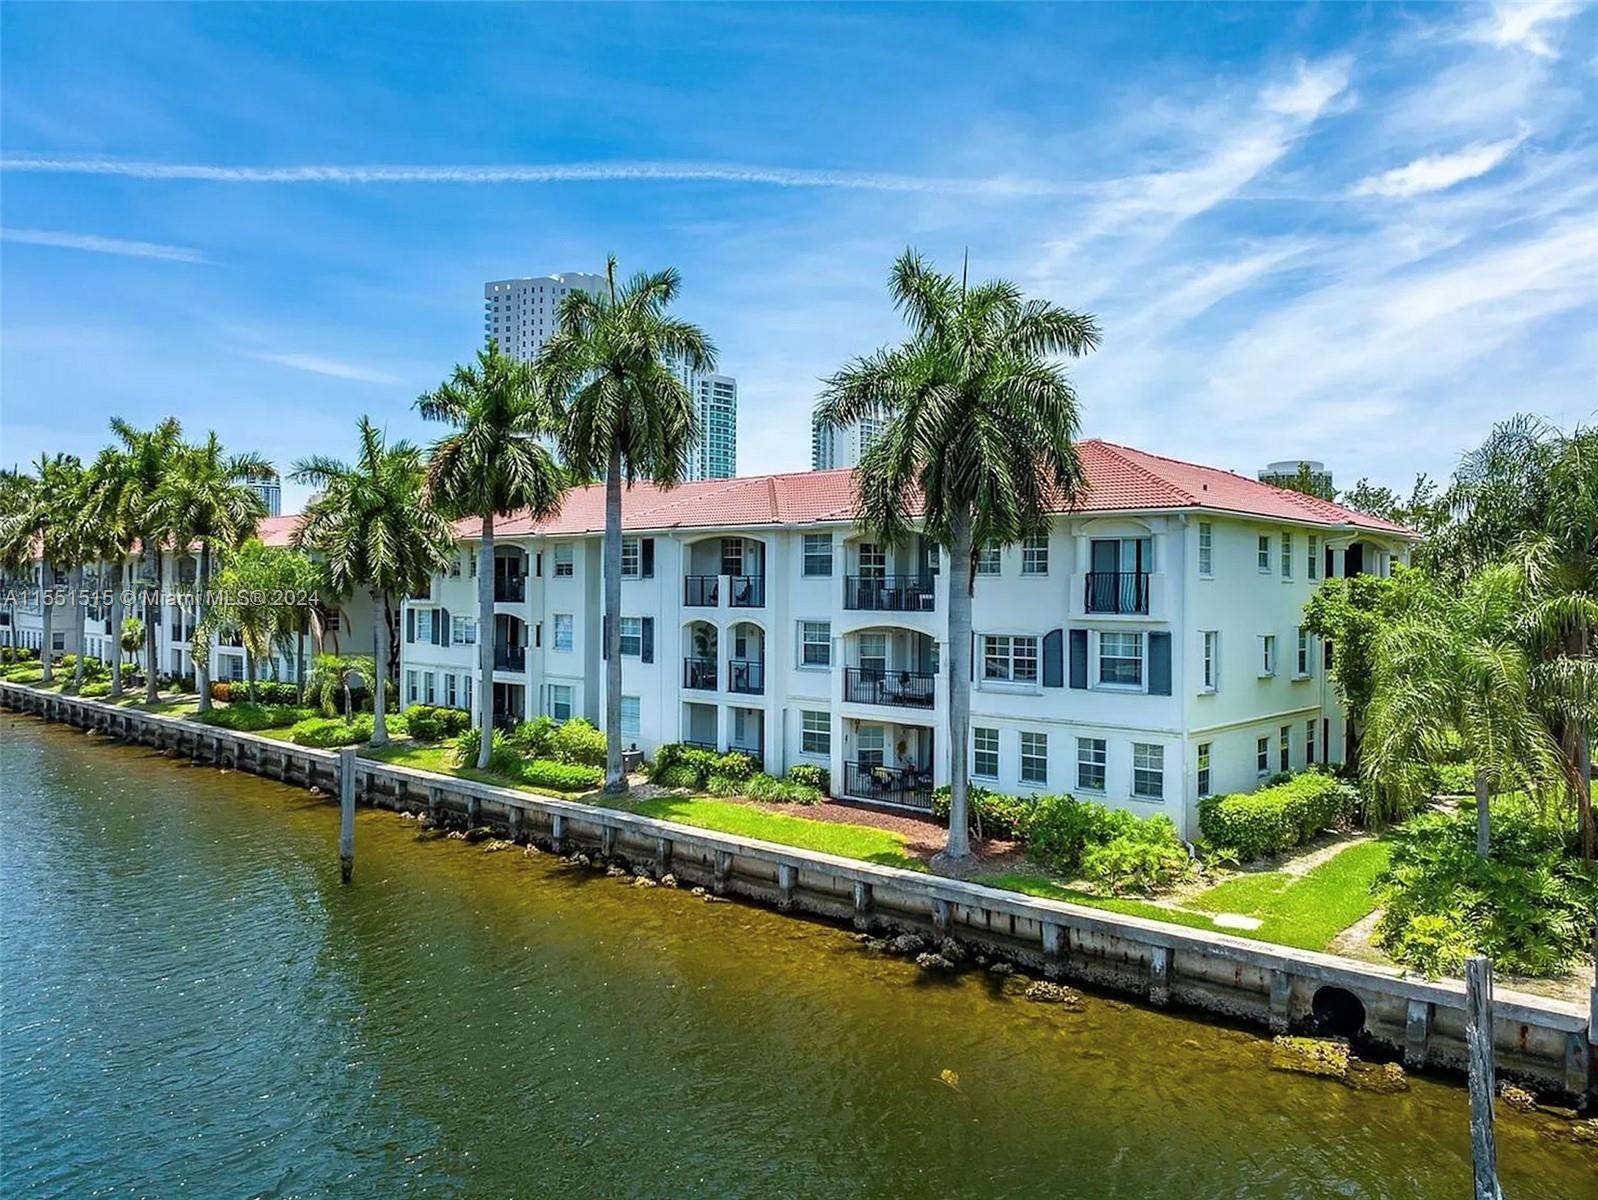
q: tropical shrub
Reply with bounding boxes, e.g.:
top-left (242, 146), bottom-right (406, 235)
top-left (80, 680), bottom-right (111, 697)
top-left (211, 680), bottom-right (232, 703)
top-left (454, 727), bottom-right (523, 776)
top-left (1081, 827), bottom-right (1192, 894)
top-left (197, 704), bottom-right (315, 732)
top-left (507, 714), bottom-right (557, 758)
top-left (744, 772), bottom-right (821, 805)
top-left (289, 715), bottom-right (375, 748)
top-left (4, 666), bottom-right (43, 684)
top-left (712, 750), bottom-right (760, 782)
top-left (550, 717), bottom-right (606, 767)
top-left (648, 744), bottom-right (720, 788)
top-left (520, 759), bottom-right (602, 792)
top-left (787, 763), bottom-right (830, 793)
top-left (1028, 794), bottom-right (1188, 876)
top-left (403, 704), bottom-right (471, 742)
top-left (1375, 801), bottom-right (1597, 977)
top-left (1197, 772), bottom-right (1357, 862)
top-left (1426, 762), bottom-right (1477, 796)
top-left (931, 784), bottom-right (1033, 841)
top-left (0, 647), bottom-right (39, 664)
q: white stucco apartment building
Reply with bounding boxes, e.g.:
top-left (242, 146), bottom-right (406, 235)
top-left (398, 440), bottom-right (1412, 841)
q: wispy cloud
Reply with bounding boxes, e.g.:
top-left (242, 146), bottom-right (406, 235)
top-left (1467, 0), bottom-right (1585, 58)
top-left (0, 226), bottom-right (207, 263)
top-left (0, 157), bottom-right (1088, 198)
top-left (246, 351), bottom-right (400, 385)
top-left (1353, 130), bottom-right (1528, 198)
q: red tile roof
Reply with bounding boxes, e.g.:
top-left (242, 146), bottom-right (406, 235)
top-left (438, 439), bottom-right (1411, 539)
top-left (255, 514), bottom-right (306, 547)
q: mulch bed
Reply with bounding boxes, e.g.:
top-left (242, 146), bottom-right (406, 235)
top-left (750, 796), bottom-right (1024, 866)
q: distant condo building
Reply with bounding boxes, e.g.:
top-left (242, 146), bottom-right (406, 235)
top-left (1259, 459), bottom-right (1333, 497)
top-left (249, 473), bottom-right (282, 517)
top-left (484, 271), bottom-right (736, 480)
top-left (812, 411), bottom-right (885, 470)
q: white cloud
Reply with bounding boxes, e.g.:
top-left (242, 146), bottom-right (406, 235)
top-left (1467, 0), bottom-right (1585, 58)
top-left (247, 351), bottom-right (400, 384)
top-left (1353, 130), bottom-right (1528, 197)
top-left (0, 227), bottom-right (207, 263)
top-left (1262, 57), bottom-right (1356, 119)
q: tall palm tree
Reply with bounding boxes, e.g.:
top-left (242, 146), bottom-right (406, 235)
top-left (0, 454), bottom-right (89, 685)
top-left (161, 432), bottom-right (273, 712)
top-left (1362, 564), bottom-right (1563, 858)
top-left (101, 418), bottom-right (184, 701)
top-left (537, 257), bottom-right (715, 793)
top-left (83, 447), bottom-right (136, 696)
top-left (416, 342), bottom-right (568, 768)
top-left (815, 250), bottom-right (1099, 864)
top-left (0, 467), bottom-right (37, 654)
top-left (199, 539), bottom-right (293, 703)
top-left (291, 417), bottom-right (455, 745)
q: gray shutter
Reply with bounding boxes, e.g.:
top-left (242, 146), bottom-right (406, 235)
top-left (1042, 629), bottom-right (1064, 688)
top-left (534, 553), bottom-right (542, 577)
top-left (431, 608), bottom-right (443, 645)
top-left (641, 538), bottom-right (655, 579)
top-left (641, 617), bottom-right (654, 664)
top-left (406, 607), bottom-right (415, 644)
top-left (1068, 629), bottom-right (1088, 689)
top-left (1148, 631), bottom-right (1171, 695)
top-left (601, 614), bottom-right (609, 660)
top-left (440, 609), bottom-right (451, 647)
top-left (970, 632), bottom-right (976, 681)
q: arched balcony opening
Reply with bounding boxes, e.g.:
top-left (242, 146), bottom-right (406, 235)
top-left (682, 620), bottom-right (719, 691)
top-left (683, 535), bottom-right (766, 608)
top-left (493, 614), bottom-right (528, 672)
top-left (727, 621), bottom-right (765, 695)
top-left (841, 533), bottom-right (937, 612)
top-left (494, 547), bottom-right (528, 603)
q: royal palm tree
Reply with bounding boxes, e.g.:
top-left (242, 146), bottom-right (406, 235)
top-left (161, 433), bottom-right (273, 712)
top-left (199, 539), bottom-right (292, 703)
top-left (416, 342), bottom-right (568, 768)
top-left (0, 454), bottom-right (89, 685)
top-left (82, 447), bottom-right (136, 696)
top-left (1362, 564), bottom-right (1563, 859)
top-left (537, 257), bottom-right (715, 793)
top-left (814, 250), bottom-right (1099, 864)
top-left (0, 467), bottom-right (37, 656)
top-left (101, 418), bottom-right (184, 701)
top-left (291, 418), bottom-right (455, 745)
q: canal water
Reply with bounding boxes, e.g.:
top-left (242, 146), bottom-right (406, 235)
top-left (2, 715), bottom-right (1593, 1199)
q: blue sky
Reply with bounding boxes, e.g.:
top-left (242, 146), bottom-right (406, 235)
top-left (2, 2), bottom-right (1595, 511)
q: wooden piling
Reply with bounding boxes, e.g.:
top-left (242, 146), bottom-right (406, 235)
top-left (1464, 956), bottom-right (1502, 1200)
top-left (338, 747), bottom-right (355, 884)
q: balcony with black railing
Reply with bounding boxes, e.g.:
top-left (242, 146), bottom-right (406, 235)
top-left (494, 575), bottom-right (526, 603)
top-left (728, 575), bottom-right (765, 608)
top-left (683, 656), bottom-right (718, 691)
top-left (684, 575), bottom-right (719, 607)
top-left (843, 666), bottom-right (935, 709)
top-left (842, 760), bottom-right (933, 811)
top-left (843, 574), bottom-right (935, 612)
top-left (1084, 571), bottom-right (1150, 615)
top-left (493, 643), bottom-right (526, 671)
top-left (727, 659), bottom-right (764, 695)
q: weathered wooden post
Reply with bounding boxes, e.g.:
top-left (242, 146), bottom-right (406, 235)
top-left (338, 746), bottom-right (356, 884)
top-left (1464, 956), bottom-right (1503, 1200)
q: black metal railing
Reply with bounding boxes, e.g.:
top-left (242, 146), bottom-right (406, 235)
top-left (493, 711), bottom-right (520, 732)
top-left (728, 574), bottom-right (765, 608)
top-left (494, 575), bottom-right (526, 603)
top-left (682, 738), bottom-right (718, 752)
top-left (727, 659), bottom-right (764, 695)
top-left (842, 760), bottom-right (933, 810)
top-left (843, 666), bottom-right (935, 709)
top-left (843, 574), bottom-right (935, 612)
top-left (683, 657), bottom-right (718, 690)
top-left (684, 575), bottom-right (719, 607)
top-left (1084, 571), bottom-right (1150, 615)
top-left (494, 644), bottom-right (526, 671)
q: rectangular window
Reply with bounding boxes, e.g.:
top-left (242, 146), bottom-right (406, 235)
top-left (445, 674), bottom-right (458, 709)
top-left (802, 534), bottom-right (833, 577)
top-left (621, 695), bottom-right (641, 738)
top-left (449, 554), bottom-right (462, 577)
top-left (1308, 534), bottom-right (1319, 581)
top-left (451, 616), bottom-right (477, 645)
top-left (1306, 719), bottom-right (1317, 766)
top-left (1280, 724), bottom-right (1291, 772)
top-left (414, 608), bottom-right (434, 644)
top-left (801, 621), bottom-right (831, 667)
top-left (620, 537), bottom-right (640, 578)
top-left (720, 538), bottom-right (744, 578)
top-left (1257, 735), bottom-right (1270, 776)
top-left (548, 684), bottom-right (574, 722)
top-left (982, 635), bottom-right (1039, 683)
top-left (973, 726), bottom-right (999, 778)
top-left (553, 613), bottom-right (573, 652)
top-left (1260, 635), bottom-right (1277, 677)
top-left (1133, 742), bottom-right (1164, 800)
top-left (1281, 532), bottom-right (1293, 579)
top-left (976, 542), bottom-right (1001, 576)
top-left (1099, 631), bottom-right (1144, 687)
top-left (553, 544), bottom-right (574, 577)
top-left (801, 710), bottom-right (830, 756)
top-left (1020, 731), bottom-right (1048, 785)
top-left (1077, 737), bottom-right (1107, 792)
top-left (1021, 535), bottom-right (1049, 576)
top-left (1197, 742), bottom-right (1212, 798)
top-left (424, 672), bottom-right (436, 704)
top-left (857, 632), bottom-right (887, 675)
top-left (857, 542), bottom-right (885, 578)
top-left (1201, 631), bottom-right (1219, 692)
top-left (1198, 522), bottom-right (1213, 577)
top-left (1258, 535), bottom-right (1272, 573)
top-left (857, 724), bottom-right (885, 767)
top-left (406, 669), bottom-right (418, 704)
top-left (1296, 627), bottom-right (1311, 676)
top-left (619, 616), bottom-right (642, 657)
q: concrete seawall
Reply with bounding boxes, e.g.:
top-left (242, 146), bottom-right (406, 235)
top-left (5, 681), bottom-right (1593, 1100)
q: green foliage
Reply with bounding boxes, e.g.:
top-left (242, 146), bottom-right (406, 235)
top-left (519, 759), bottom-right (602, 792)
top-left (787, 763), bottom-right (830, 793)
top-left (288, 714), bottom-right (375, 748)
top-left (1375, 801), bottom-right (1597, 977)
top-left (550, 717), bottom-right (606, 767)
top-left (651, 763), bottom-right (702, 789)
top-left (454, 727), bottom-right (522, 775)
top-left (403, 704), bottom-right (471, 742)
top-left (1080, 828), bottom-right (1192, 895)
top-left (647, 743), bottom-right (721, 788)
top-left (744, 772), bottom-right (822, 805)
top-left (1027, 793), bottom-right (1187, 877)
top-left (80, 680), bottom-right (111, 697)
top-left (711, 750), bottom-right (760, 782)
top-left (506, 714), bottom-right (557, 757)
top-left (1427, 762), bottom-right (1478, 795)
top-left (197, 703), bottom-right (315, 732)
top-left (1302, 573), bottom-right (1399, 728)
top-left (2, 665), bottom-right (43, 684)
top-left (1197, 772), bottom-right (1357, 862)
top-left (0, 647), bottom-right (39, 664)
top-left (213, 679), bottom-right (301, 706)
top-left (931, 784), bottom-right (1033, 841)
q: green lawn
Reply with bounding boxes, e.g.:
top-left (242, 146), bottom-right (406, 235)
top-left (987, 872), bottom-right (1224, 932)
top-left (357, 737), bottom-right (574, 800)
top-left (623, 794), bottom-right (926, 871)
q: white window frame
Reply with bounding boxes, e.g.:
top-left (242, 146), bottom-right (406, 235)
top-left (800, 621), bottom-right (831, 667)
top-left (1257, 535), bottom-right (1272, 573)
top-left (1296, 627), bottom-right (1311, 677)
top-left (548, 683), bottom-right (573, 723)
top-left (414, 608), bottom-right (435, 644)
top-left (1197, 742), bottom-right (1212, 798)
top-left (982, 634), bottom-right (1038, 684)
top-left (619, 616), bottom-right (643, 657)
top-left (445, 673), bottom-right (458, 709)
top-left (424, 671), bottom-right (436, 705)
top-left (1020, 731), bottom-right (1048, 785)
top-left (1020, 535), bottom-right (1049, 576)
top-left (802, 534), bottom-right (833, 577)
top-left (1280, 531), bottom-right (1293, 579)
top-left (1259, 635), bottom-right (1277, 678)
top-left (857, 542), bottom-right (885, 578)
top-left (620, 537), bottom-right (641, 578)
top-left (857, 724), bottom-right (885, 767)
top-left (975, 543), bottom-right (1001, 576)
top-left (1132, 742), bottom-right (1164, 801)
top-left (452, 616), bottom-right (478, 645)
top-left (1280, 724), bottom-right (1291, 773)
top-left (801, 710), bottom-right (830, 756)
top-left (1307, 534), bottom-right (1319, 581)
top-left (553, 613), bottom-right (573, 652)
top-left (1077, 737), bottom-right (1107, 793)
top-left (1201, 630), bottom-right (1219, 693)
top-left (1098, 631), bottom-right (1144, 689)
top-left (553, 543), bottom-right (574, 577)
top-left (621, 695), bottom-right (641, 739)
top-left (406, 669), bottom-right (418, 704)
top-left (1198, 522), bottom-right (1213, 578)
top-left (1256, 735), bottom-right (1270, 777)
top-left (972, 726), bottom-right (999, 778)
top-left (1307, 719), bottom-right (1318, 765)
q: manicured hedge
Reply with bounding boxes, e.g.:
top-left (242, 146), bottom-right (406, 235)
top-left (1198, 771), bottom-right (1357, 862)
top-left (520, 759), bottom-right (602, 792)
top-left (787, 763), bottom-right (830, 793)
top-left (212, 680), bottom-right (305, 706)
top-left (648, 743), bottom-right (722, 789)
top-left (289, 715), bottom-right (375, 748)
top-left (402, 704), bottom-right (472, 742)
top-left (706, 771), bottom-right (820, 805)
top-left (197, 704), bottom-right (316, 732)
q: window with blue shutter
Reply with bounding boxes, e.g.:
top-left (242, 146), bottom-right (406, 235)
top-left (641, 617), bottom-right (654, 664)
top-left (1148, 631), bottom-right (1172, 695)
top-left (1042, 629), bottom-right (1064, 687)
top-left (1068, 629), bottom-right (1088, 689)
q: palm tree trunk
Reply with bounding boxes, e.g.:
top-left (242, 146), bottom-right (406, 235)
top-left (602, 447), bottom-right (625, 793)
top-left (371, 586), bottom-right (389, 745)
top-left (196, 542), bottom-right (213, 712)
top-left (245, 645), bottom-right (257, 704)
top-left (144, 551), bottom-right (161, 703)
top-left (69, 564), bottom-right (85, 690)
top-left (940, 511), bottom-right (974, 863)
top-left (109, 558), bottom-right (126, 697)
top-left (476, 515), bottom-right (495, 770)
top-left (1474, 767), bottom-right (1491, 859)
top-left (296, 626), bottom-right (306, 706)
top-left (40, 557), bottom-right (54, 684)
